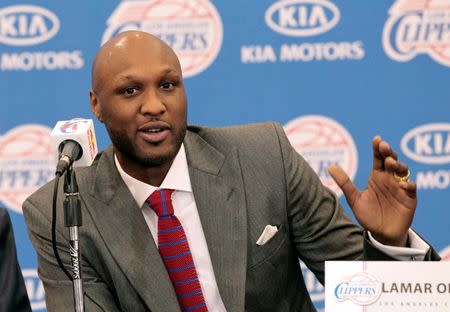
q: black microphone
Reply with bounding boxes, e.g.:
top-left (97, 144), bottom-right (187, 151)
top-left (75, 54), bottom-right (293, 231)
top-left (50, 119), bottom-right (98, 176)
top-left (49, 119), bottom-right (98, 312)
top-left (56, 140), bottom-right (83, 176)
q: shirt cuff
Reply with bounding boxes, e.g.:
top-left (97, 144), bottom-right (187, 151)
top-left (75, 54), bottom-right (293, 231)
top-left (367, 229), bottom-right (430, 261)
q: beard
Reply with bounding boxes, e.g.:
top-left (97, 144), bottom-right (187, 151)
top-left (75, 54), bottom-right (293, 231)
top-left (107, 125), bottom-right (186, 168)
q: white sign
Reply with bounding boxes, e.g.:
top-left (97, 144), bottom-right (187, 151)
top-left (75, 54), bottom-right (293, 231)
top-left (326, 261), bottom-right (450, 312)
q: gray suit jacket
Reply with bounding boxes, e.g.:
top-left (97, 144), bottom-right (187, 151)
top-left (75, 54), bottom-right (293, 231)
top-left (23, 122), bottom-right (439, 312)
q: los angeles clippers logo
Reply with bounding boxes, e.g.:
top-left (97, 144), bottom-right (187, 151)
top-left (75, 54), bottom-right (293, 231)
top-left (102, 0), bottom-right (223, 77)
top-left (0, 125), bottom-right (55, 214)
top-left (284, 115), bottom-right (358, 197)
top-left (59, 119), bottom-right (89, 133)
top-left (334, 272), bottom-right (381, 305)
top-left (383, 0), bottom-right (450, 67)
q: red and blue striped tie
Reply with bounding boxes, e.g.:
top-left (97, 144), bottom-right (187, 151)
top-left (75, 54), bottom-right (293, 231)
top-left (147, 189), bottom-right (208, 312)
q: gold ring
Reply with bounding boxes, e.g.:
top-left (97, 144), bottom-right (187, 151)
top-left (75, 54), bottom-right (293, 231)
top-left (393, 170), bottom-right (410, 183)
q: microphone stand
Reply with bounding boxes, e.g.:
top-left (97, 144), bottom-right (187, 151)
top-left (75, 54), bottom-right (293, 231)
top-left (64, 166), bottom-right (84, 312)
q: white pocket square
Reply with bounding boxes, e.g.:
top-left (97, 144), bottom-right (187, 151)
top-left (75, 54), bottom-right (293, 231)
top-left (256, 225), bottom-right (278, 246)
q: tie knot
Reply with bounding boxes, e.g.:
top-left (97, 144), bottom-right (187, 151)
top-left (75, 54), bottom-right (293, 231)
top-left (147, 189), bottom-right (175, 217)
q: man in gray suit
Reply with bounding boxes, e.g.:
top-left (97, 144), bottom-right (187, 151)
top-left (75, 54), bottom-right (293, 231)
top-left (23, 31), bottom-right (439, 312)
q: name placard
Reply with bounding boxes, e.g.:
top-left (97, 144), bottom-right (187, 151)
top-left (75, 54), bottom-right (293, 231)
top-left (325, 261), bottom-right (450, 312)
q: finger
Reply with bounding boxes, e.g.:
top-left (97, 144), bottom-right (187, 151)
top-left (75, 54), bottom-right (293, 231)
top-left (399, 181), bottom-right (417, 199)
top-left (386, 168), bottom-right (417, 206)
top-left (392, 150), bottom-right (398, 160)
top-left (374, 137), bottom-right (399, 171)
top-left (392, 182), bottom-right (417, 210)
top-left (328, 165), bottom-right (358, 207)
top-left (395, 162), bottom-right (409, 177)
top-left (372, 135), bottom-right (384, 170)
top-left (379, 140), bottom-right (397, 159)
top-left (386, 159), bottom-right (410, 185)
top-left (384, 156), bottom-right (399, 173)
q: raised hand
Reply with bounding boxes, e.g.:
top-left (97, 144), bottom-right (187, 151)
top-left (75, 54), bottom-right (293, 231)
top-left (328, 136), bottom-right (417, 247)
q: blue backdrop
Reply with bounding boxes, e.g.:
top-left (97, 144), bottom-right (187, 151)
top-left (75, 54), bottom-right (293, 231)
top-left (1, 1), bottom-right (449, 310)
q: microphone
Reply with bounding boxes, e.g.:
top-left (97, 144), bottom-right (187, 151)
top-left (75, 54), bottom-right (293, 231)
top-left (50, 118), bottom-right (98, 176)
top-left (50, 118), bottom-right (96, 311)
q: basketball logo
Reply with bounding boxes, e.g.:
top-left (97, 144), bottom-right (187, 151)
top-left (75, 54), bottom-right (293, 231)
top-left (102, 0), bottom-right (223, 77)
top-left (0, 124), bottom-right (55, 214)
top-left (284, 115), bottom-right (358, 197)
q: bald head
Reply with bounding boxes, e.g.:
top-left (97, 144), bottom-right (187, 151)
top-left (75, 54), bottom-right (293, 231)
top-left (89, 31), bottom-right (188, 184)
top-left (91, 31), bottom-right (181, 93)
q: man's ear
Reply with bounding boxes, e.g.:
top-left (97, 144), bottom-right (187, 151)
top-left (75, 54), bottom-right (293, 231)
top-left (90, 90), bottom-right (103, 123)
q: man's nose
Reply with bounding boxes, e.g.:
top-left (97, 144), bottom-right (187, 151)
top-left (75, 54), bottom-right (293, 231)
top-left (140, 89), bottom-right (166, 116)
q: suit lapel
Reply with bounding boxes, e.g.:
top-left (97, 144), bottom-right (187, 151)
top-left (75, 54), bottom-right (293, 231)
top-left (85, 147), bottom-right (180, 312)
top-left (184, 130), bottom-right (248, 312)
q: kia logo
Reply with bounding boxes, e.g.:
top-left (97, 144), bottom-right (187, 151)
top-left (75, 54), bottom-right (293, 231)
top-left (401, 123), bottom-right (450, 164)
top-left (0, 5), bottom-right (60, 46)
top-left (265, 0), bottom-right (340, 37)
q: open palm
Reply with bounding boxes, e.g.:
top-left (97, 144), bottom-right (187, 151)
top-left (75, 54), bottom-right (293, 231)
top-left (329, 136), bottom-right (417, 247)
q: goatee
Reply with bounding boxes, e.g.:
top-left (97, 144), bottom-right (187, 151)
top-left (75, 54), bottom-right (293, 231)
top-left (108, 126), bottom-right (186, 168)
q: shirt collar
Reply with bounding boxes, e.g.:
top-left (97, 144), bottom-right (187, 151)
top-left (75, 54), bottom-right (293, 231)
top-left (114, 144), bottom-right (192, 208)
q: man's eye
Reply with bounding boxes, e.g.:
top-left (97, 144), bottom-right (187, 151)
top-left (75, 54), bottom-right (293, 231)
top-left (160, 82), bottom-right (175, 90)
top-left (123, 87), bottom-right (138, 95)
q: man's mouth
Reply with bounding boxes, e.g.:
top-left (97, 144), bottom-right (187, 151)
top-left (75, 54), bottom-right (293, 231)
top-left (144, 128), bottom-right (164, 133)
top-left (138, 122), bottom-right (171, 143)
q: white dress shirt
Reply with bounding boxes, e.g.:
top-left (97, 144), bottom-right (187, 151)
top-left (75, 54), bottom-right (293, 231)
top-left (115, 144), bottom-right (227, 312)
top-left (114, 143), bottom-right (430, 310)
top-left (368, 230), bottom-right (429, 261)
